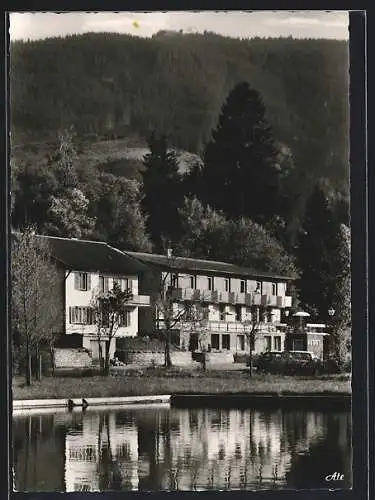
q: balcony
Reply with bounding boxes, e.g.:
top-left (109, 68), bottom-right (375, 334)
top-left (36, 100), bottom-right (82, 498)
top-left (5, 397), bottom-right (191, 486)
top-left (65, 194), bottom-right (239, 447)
top-left (197, 321), bottom-right (283, 334)
top-left (126, 295), bottom-right (150, 307)
top-left (276, 295), bottom-right (293, 308)
top-left (171, 287), bottom-right (292, 309)
top-left (234, 292), bottom-right (247, 305)
top-left (261, 294), bottom-right (269, 306)
top-left (252, 293), bottom-right (262, 306)
top-left (218, 291), bottom-right (229, 303)
top-left (284, 296), bottom-right (292, 308)
top-left (201, 290), bottom-right (219, 303)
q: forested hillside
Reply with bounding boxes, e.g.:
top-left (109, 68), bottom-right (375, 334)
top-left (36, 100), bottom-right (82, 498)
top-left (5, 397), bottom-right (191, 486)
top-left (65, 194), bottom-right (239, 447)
top-left (10, 31), bottom-right (349, 191)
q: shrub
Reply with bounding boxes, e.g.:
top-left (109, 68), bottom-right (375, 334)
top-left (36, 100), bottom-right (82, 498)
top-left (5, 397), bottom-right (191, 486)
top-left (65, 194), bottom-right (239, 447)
top-left (233, 353), bottom-right (250, 364)
top-left (116, 336), bottom-right (179, 353)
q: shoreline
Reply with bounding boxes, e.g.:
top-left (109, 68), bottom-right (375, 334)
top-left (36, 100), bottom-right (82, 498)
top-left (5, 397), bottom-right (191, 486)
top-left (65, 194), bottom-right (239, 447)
top-left (13, 371), bottom-right (351, 404)
top-left (13, 391), bottom-right (351, 411)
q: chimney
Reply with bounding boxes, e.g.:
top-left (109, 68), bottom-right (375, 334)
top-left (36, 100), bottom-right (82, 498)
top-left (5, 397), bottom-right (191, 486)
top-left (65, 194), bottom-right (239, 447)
top-left (166, 248), bottom-right (173, 259)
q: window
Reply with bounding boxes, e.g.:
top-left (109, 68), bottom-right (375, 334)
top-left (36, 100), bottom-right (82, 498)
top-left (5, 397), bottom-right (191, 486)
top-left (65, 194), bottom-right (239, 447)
top-left (225, 278), bottom-right (230, 292)
top-left (207, 277), bottom-right (214, 290)
top-left (219, 304), bottom-right (226, 321)
top-left (237, 335), bottom-right (245, 351)
top-left (235, 305), bottom-right (242, 321)
top-left (264, 336), bottom-right (272, 351)
top-left (211, 334), bottom-right (220, 350)
top-left (74, 272), bottom-right (90, 291)
top-left (274, 336), bottom-right (281, 351)
top-left (69, 445), bottom-right (97, 462)
top-left (69, 307), bottom-right (93, 325)
top-left (222, 334), bottom-right (230, 350)
top-left (113, 277), bottom-right (121, 289)
top-left (99, 275), bottom-right (109, 293)
top-left (255, 282), bottom-right (262, 294)
top-left (190, 276), bottom-right (195, 289)
top-left (171, 274), bottom-right (179, 288)
top-left (119, 311), bottom-right (131, 327)
top-left (240, 280), bottom-right (246, 293)
top-left (309, 339), bottom-right (320, 346)
top-left (272, 283), bottom-right (277, 296)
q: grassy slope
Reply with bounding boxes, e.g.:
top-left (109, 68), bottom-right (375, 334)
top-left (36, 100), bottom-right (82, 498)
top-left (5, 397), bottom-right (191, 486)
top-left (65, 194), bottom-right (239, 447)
top-left (11, 136), bottom-right (202, 180)
top-left (13, 370), bottom-right (351, 400)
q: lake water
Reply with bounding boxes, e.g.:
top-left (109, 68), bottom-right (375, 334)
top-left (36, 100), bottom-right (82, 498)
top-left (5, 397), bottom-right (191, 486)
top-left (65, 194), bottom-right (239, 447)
top-left (13, 404), bottom-right (352, 492)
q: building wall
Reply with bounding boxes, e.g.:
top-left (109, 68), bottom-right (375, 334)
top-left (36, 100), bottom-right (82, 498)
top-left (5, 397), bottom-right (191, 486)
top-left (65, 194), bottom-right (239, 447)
top-left (139, 266), bottom-right (294, 354)
top-left (65, 271), bottom-right (140, 338)
top-left (306, 333), bottom-right (326, 359)
top-left (137, 268), bottom-right (161, 334)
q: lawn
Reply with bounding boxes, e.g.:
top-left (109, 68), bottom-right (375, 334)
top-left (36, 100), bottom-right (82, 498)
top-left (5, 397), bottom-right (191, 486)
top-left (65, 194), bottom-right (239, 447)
top-left (12, 368), bottom-right (351, 401)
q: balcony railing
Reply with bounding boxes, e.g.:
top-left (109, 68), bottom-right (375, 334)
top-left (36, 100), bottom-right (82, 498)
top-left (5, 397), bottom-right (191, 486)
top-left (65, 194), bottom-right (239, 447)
top-left (170, 287), bottom-right (292, 309)
top-left (276, 322), bottom-right (329, 334)
top-left (218, 291), bottom-right (229, 303)
top-left (177, 320), bottom-right (284, 334)
top-left (234, 292), bottom-right (247, 305)
top-left (252, 293), bottom-right (262, 305)
top-left (126, 295), bottom-right (150, 307)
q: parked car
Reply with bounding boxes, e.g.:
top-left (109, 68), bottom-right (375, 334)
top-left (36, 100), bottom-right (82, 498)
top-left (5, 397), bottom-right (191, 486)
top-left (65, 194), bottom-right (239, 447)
top-left (285, 351), bottom-right (322, 375)
top-left (257, 351), bottom-right (285, 374)
top-left (257, 350), bottom-right (322, 375)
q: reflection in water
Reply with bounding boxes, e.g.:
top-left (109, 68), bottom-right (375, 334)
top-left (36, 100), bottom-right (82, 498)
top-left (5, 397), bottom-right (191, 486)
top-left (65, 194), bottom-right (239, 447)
top-left (13, 406), bottom-right (352, 492)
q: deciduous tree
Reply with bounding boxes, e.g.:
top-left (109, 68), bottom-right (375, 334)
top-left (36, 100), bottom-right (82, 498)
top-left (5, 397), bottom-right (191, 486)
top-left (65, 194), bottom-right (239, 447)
top-left (12, 227), bottom-right (61, 385)
top-left (91, 282), bottom-right (133, 375)
top-left (94, 173), bottom-right (152, 252)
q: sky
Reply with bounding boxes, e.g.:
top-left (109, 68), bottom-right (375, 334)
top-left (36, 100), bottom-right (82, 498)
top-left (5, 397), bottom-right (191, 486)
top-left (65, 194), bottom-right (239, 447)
top-left (9, 11), bottom-right (349, 42)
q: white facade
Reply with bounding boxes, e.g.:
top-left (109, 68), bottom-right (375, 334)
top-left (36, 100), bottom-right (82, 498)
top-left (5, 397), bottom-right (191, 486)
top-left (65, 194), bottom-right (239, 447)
top-left (65, 271), bottom-right (141, 338)
top-left (64, 270), bottom-right (150, 359)
top-left (158, 270), bottom-right (293, 354)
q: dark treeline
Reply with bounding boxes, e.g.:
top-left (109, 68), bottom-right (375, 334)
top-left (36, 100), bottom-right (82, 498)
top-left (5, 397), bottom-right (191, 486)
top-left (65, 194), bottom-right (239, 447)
top-left (11, 31), bottom-right (349, 192)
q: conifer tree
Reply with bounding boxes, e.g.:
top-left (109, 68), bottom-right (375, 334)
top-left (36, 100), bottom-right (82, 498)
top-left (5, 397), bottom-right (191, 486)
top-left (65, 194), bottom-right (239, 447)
top-left (142, 133), bottom-right (182, 249)
top-left (297, 182), bottom-right (350, 325)
top-left (198, 81), bottom-right (281, 224)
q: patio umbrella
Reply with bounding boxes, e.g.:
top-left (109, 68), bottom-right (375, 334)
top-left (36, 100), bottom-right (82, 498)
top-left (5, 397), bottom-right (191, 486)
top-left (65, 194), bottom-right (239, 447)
top-left (293, 311), bottom-right (310, 327)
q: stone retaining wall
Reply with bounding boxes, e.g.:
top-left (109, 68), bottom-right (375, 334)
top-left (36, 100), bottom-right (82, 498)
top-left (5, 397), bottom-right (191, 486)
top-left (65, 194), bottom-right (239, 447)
top-left (122, 351), bottom-right (234, 367)
top-left (124, 351), bottom-right (193, 367)
top-left (54, 348), bottom-right (93, 369)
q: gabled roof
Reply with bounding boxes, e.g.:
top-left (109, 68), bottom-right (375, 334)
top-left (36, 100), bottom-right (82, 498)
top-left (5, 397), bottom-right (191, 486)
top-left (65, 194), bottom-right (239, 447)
top-left (124, 251), bottom-right (295, 281)
top-left (11, 233), bottom-right (148, 275)
top-left (11, 233), bottom-right (295, 281)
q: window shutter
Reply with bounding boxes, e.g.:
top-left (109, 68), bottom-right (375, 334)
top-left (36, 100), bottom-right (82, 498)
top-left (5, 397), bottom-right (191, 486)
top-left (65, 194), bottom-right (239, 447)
top-left (74, 273), bottom-right (79, 289)
top-left (87, 274), bottom-right (91, 290)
